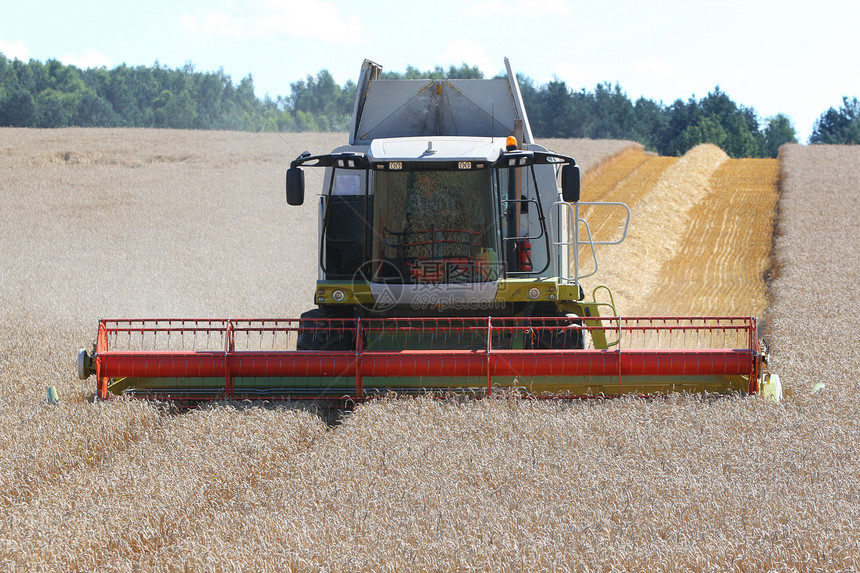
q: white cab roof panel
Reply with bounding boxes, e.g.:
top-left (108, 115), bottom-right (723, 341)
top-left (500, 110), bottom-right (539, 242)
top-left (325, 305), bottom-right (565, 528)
top-left (367, 136), bottom-right (506, 163)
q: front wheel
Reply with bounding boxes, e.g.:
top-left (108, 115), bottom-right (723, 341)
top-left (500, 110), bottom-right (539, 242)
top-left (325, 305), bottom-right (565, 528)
top-left (526, 314), bottom-right (585, 350)
top-left (296, 308), bottom-right (356, 351)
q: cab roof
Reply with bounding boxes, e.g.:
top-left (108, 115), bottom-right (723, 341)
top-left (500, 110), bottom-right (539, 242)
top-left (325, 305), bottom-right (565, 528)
top-left (367, 136), bottom-right (506, 163)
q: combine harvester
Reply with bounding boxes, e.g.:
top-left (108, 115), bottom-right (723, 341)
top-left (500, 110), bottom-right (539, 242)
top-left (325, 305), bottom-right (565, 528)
top-left (77, 59), bottom-right (781, 403)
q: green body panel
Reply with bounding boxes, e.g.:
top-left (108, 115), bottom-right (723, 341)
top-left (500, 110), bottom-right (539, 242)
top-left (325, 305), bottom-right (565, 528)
top-left (111, 373), bottom-right (751, 398)
top-left (313, 278), bottom-right (617, 351)
top-left (314, 278), bottom-right (582, 306)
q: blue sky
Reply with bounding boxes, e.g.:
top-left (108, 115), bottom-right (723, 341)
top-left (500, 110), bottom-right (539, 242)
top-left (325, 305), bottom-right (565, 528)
top-left (2, 0), bottom-right (858, 142)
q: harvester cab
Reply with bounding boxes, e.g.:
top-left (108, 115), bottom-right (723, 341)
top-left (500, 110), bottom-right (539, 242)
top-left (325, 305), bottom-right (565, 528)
top-left (286, 58), bottom-right (617, 329)
top-left (77, 58), bottom-right (781, 403)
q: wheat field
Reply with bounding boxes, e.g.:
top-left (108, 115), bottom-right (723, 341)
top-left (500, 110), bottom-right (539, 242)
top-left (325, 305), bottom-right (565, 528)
top-left (1, 129), bottom-right (858, 571)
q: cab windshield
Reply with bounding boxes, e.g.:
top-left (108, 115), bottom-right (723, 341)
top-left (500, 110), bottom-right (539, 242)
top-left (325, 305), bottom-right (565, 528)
top-left (371, 170), bottom-right (500, 284)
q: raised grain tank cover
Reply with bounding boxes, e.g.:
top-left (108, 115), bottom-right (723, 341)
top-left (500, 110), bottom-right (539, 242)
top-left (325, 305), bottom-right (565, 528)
top-left (350, 58), bottom-right (534, 145)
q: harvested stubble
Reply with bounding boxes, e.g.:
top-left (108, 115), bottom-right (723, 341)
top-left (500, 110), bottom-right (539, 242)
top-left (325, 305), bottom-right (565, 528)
top-left (1, 129), bottom-right (858, 572)
top-left (642, 157), bottom-right (780, 317)
top-left (582, 144), bottom-right (732, 315)
top-left (578, 144), bottom-right (778, 319)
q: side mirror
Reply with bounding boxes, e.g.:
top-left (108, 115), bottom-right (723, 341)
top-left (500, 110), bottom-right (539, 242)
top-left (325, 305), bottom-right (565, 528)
top-left (286, 166), bottom-right (305, 205)
top-left (561, 164), bottom-right (580, 203)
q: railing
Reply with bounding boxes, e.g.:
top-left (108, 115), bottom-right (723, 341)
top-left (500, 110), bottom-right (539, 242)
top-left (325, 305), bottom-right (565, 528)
top-left (549, 200), bottom-right (631, 286)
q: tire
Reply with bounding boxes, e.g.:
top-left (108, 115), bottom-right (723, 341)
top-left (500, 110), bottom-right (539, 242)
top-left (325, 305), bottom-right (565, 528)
top-left (296, 308), bottom-right (356, 351)
top-left (527, 314), bottom-right (585, 350)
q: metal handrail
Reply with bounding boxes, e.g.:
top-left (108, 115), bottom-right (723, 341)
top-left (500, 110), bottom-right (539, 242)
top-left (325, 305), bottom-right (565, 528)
top-left (549, 200), bottom-right (631, 286)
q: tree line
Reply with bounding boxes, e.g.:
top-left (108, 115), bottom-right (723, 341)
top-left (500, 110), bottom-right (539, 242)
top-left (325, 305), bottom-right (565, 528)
top-left (1, 53), bottom-right (858, 157)
top-left (520, 80), bottom-right (797, 158)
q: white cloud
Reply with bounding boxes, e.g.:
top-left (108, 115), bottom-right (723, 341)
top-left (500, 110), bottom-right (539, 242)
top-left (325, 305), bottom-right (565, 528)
top-left (549, 61), bottom-right (600, 87)
top-left (60, 49), bottom-right (111, 69)
top-left (632, 58), bottom-right (676, 81)
top-left (436, 39), bottom-right (497, 76)
top-left (179, 0), bottom-right (362, 44)
top-left (179, 10), bottom-right (234, 35)
top-left (465, 0), bottom-right (574, 19)
top-left (0, 37), bottom-right (29, 61)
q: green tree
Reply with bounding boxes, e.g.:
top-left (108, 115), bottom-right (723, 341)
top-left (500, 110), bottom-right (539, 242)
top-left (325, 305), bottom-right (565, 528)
top-left (0, 55), bottom-right (799, 147)
top-left (632, 97), bottom-right (666, 151)
top-left (380, 63), bottom-right (483, 81)
top-left (37, 88), bottom-right (77, 127)
top-left (810, 97), bottom-right (860, 144)
top-left (443, 64), bottom-right (484, 79)
top-left (0, 89), bottom-right (37, 126)
top-left (656, 89), bottom-right (764, 157)
top-left (293, 109), bottom-right (320, 132)
top-left (661, 98), bottom-right (702, 156)
top-left (533, 80), bottom-right (576, 138)
top-left (761, 114), bottom-right (797, 157)
top-left (102, 67), bottom-right (136, 126)
top-left (194, 71), bottom-right (224, 129)
top-left (674, 115), bottom-right (729, 154)
top-left (288, 70), bottom-right (350, 130)
top-left (290, 70), bottom-right (338, 115)
top-left (721, 113), bottom-right (760, 158)
top-left (75, 89), bottom-right (118, 126)
top-left (587, 82), bottom-right (636, 139)
top-left (152, 89), bottom-right (197, 128)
